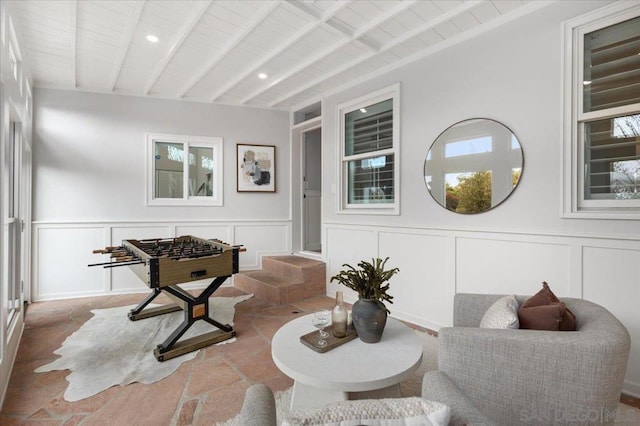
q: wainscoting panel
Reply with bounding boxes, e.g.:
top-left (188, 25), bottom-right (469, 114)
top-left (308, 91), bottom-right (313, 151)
top-left (34, 226), bottom-right (107, 300)
top-left (379, 231), bottom-right (452, 329)
top-left (33, 221), bottom-right (291, 300)
top-left (326, 227), bottom-right (378, 293)
top-left (233, 223), bottom-right (290, 270)
top-left (456, 237), bottom-right (571, 296)
top-left (582, 246), bottom-right (640, 397)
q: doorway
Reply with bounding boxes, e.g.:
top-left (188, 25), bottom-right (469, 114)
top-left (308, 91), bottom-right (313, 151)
top-left (302, 128), bottom-right (321, 253)
top-left (291, 116), bottom-right (322, 258)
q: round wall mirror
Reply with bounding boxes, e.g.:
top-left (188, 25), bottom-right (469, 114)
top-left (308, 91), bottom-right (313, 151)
top-left (424, 118), bottom-right (523, 214)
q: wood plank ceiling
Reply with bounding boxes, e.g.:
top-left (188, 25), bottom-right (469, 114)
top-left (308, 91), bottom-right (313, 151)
top-left (9, 0), bottom-right (552, 110)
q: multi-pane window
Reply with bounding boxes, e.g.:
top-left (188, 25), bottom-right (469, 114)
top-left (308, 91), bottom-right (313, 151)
top-left (146, 133), bottom-right (223, 206)
top-left (339, 85), bottom-right (399, 214)
top-left (563, 5), bottom-right (640, 217)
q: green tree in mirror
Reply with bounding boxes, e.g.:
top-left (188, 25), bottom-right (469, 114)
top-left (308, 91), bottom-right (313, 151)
top-left (445, 182), bottom-right (459, 211)
top-left (447, 171), bottom-right (492, 214)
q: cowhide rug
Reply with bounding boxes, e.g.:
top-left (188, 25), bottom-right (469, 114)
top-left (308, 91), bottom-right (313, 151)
top-left (35, 294), bottom-right (253, 402)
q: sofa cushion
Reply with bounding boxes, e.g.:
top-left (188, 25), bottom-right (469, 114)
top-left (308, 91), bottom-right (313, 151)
top-left (518, 282), bottom-right (576, 331)
top-left (281, 397), bottom-right (451, 426)
top-left (479, 295), bottom-right (519, 329)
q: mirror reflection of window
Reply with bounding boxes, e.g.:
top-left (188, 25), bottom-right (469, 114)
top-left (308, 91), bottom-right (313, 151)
top-left (445, 136), bottom-right (492, 158)
top-left (424, 119), bottom-right (523, 214)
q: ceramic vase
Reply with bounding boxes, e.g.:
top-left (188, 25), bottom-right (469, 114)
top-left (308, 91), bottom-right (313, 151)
top-left (352, 298), bottom-right (387, 343)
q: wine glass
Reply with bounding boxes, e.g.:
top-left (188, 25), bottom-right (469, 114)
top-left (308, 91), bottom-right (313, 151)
top-left (312, 310), bottom-right (330, 347)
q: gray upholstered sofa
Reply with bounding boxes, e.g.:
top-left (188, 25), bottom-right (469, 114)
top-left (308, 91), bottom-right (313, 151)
top-left (238, 294), bottom-right (630, 425)
top-left (238, 380), bottom-right (491, 426)
top-left (422, 293), bottom-right (631, 426)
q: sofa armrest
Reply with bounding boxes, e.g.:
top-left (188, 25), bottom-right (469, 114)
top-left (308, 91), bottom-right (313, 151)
top-left (422, 371), bottom-right (496, 426)
top-left (438, 325), bottom-right (630, 425)
top-left (238, 384), bottom-right (277, 426)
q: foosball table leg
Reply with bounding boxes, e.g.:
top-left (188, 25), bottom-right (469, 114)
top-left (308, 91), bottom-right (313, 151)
top-left (128, 288), bottom-right (182, 321)
top-left (152, 275), bottom-right (236, 361)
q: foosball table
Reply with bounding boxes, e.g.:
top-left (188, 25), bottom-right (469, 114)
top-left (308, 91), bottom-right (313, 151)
top-left (90, 235), bottom-right (244, 361)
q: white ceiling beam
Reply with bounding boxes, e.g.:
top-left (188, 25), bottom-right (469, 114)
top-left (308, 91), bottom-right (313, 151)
top-left (143, 0), bottom-right (212, 95)
top-left (284, 0), bottom-right (322, 20)
top-left (176, 1), bottom-right (280, 99)
top-left (70, 0), bottom-right (77, 88)
top-left (241, 0), bottom-right (418, 105)
top-left (285, 1), bottom-right (379, 52)
top-left (285, 0), bottom-right (353, 38)
top-left (107, 0), bottom-right (145, 91)
top-left (268, 0), bottom-right (485, 108)
top-left (209, 0), bottom-right (352, 102)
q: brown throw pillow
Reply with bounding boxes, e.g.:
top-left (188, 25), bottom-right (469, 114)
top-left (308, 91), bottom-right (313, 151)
top-left (518, 282), bottom-right (576, 331)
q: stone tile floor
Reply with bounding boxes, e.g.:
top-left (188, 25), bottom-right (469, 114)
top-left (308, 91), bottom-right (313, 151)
top-left (1, 287), bottom-right (638, 425)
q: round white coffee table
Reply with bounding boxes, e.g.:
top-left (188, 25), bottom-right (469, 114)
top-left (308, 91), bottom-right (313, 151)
top-left (271, 314), bottom-right (423, 411)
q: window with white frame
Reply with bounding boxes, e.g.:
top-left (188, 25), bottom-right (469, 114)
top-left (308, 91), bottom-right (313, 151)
top-left (338, 84), bottom-right (400, 214)
top-left (563, 4), bottom-right (640, 218)
top-left (146, 133), bottom-right (223, 206)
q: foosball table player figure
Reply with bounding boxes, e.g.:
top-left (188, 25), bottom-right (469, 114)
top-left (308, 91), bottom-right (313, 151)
top-left (90, 236), bottom-right (244, 361)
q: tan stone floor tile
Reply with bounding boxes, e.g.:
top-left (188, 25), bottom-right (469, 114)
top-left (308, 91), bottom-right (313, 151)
top-left (60, 413), bottom-right (88, 425)
top-left (0, 415), bottom-right (23, 425)
top-left (216, 334), bottom-right (269, 364)
top-left (43, 382), bottom-right (123, 417)
top-left (234, 347), bottom-right (282, 382)
top-left (186, 357), bottom-right (242, 396)
top-left (251, 316), bottom-right (298, 341)
top-left (80, 373), bottom-right (184, 425)
top-left (194, 381), bottom-right (250, 426)
top-left (176, 398), bottom-right (200, 426)
top-left (2, 382), bottom-right (67, 417)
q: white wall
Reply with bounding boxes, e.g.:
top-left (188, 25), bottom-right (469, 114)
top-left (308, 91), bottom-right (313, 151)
top-left (33, 89), bottom-right (290, 222)
top-left (32, 89), bottom-right (291, 300)
top-left (321, 1), bottom-right (640, 396)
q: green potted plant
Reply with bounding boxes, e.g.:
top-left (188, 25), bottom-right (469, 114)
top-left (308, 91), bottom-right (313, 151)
top-left (330, 257), bottom-right (399, 343)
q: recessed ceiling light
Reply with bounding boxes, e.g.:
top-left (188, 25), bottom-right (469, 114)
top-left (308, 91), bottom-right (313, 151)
top-left (583, 80), bottom-right (592, 85)
top-left (258, 73), bottom-right (268, 79)
top-left (360, 108), bottom-right (367, 113)
top-left (146, 35), bottom-right (159, 43)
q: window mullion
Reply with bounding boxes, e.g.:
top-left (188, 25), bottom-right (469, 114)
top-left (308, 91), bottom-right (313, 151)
top-left (344, 148), bottom-right (395, 162)
top-left (579, 103), bottom-right (640, 122)
top-left (183, 142), bottom-right (190, 200)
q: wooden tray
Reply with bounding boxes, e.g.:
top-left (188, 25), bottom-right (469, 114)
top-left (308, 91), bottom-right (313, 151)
top-left (300, 324), bottom-right (357, 353)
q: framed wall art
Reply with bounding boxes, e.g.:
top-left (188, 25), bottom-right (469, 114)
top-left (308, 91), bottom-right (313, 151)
top-left (237, 144), bottom-right (276, 192)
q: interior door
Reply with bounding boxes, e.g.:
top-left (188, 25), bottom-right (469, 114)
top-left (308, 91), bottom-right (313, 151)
top-left (302, 128), bottom-right (322, 253)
